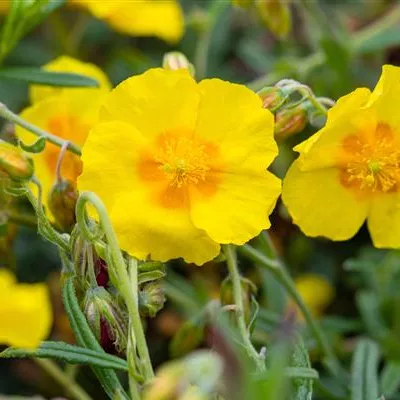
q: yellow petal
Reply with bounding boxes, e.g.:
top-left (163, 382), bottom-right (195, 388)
top-left (0, 281), bottom-right (52, 348)
top-left (107, 1), bottom-right (184, 43)
top-left (111, 191), bottom-right (220, 265)
top-left (294, 87), bottom-right (371, 157)
top-left (101, 68), bottom-right (199, 138)
top-left (78, 121), bottom-right (149, 212)
top-left (30, 55), bottom-right (111, 104)
top-left (282, 160), bottom-right (369, 240)
top-left (367, 193), bottom-right (400, 248)
top-left (190, 171), bottom-right (281, 244)
top-left (196, 78), bottom-right (278, 169)
top-left (367, 64), bottom-right (400, 129)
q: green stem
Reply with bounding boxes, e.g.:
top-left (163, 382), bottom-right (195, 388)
top-left (0, 103), bottom-right (82, 156)
top-left (76, 192), bottom-right (154, 387)
top-left (222, 244), bottom-right (265, 371)
top-left (194, 1), bottom-right (228, 79)
top-left (36, 358), bottom-right (92, 400)
top-left (239, 242), bottom-right (341, 376)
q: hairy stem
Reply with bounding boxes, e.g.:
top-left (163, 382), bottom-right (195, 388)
top-left (222, 244), bottom-right (265, 371)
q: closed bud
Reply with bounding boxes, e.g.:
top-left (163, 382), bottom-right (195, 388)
top-left (48, 179), bottom-right (78, 231)
top-left (232, 0), bottom-right (254, 8)
top-left (258, 86), bottom-right (287, 110)
top-left (84, 287), bottom-right (128, 353)
top-left (163, 52), bottom-right (195, 77)
top-left (221, 276), bottom-right (257, 324)
top-left (139, 281), bottom-right (166, 318)
top-left (274, 105), bottom-right (308, 139)
top-left (0, 139), bottom-right (34, 181)
top-left (255, 0), bottom-right (292, 39)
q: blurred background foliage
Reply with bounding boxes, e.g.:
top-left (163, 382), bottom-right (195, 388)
top-left (1, 0), bottom-right (400, 399)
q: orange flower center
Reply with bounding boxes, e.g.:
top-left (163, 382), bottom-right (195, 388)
top-left (46, 115), bottom-right (89, 183)
top-left (339, 123), bottom-right (400, 193)
top-left (137, 132), bottom-right (223, 209)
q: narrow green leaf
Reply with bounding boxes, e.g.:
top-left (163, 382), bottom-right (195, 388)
top-left (0, 341), bottom-right (128, 371)
top-left (380, 362), bottom-right (400, 398)
top-left (291, 335), bottom-right (314, 400)
top-left (62, 278), bottom-right (129, 400)
top-left (351, 339), bottom-right (380, 400)
top-left (0, 68), bottom-right (99, 87)
top-left (18, 136), bottom-right (47, 154)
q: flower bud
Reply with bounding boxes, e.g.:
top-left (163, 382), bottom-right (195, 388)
top-left (139, 281), bottom-right (166, 318)
top-left (163, 52), bottom-right (195, 76)
top-left (48, 179), bottom-right (78, 232)
top-left (220, 276), bottom-right (257, 325)
top-left (258, 86), bottom-right (287, 111)
top-left (274, 105), bottom-right (308, 139)
top-left (84, 287), bottom-right (128, 353)
top-left (0, 139), bottom-right (34, 181)
top-left (232, 0), bottom-right (254, 8)
top-left (255, 0), bottom-right (292, 39)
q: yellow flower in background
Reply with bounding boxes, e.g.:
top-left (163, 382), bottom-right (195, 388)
top-left (30, 55), bottom-right (112, 104)
top-left (16, 91), bottom-right (104, 213)
top-left (282, 65), bottom-right (400, 248)
top-left (78, 68), bottom-right (281, 265)
top-left (293, 274), bottom-right (334, 318)
top-left (71, 0), bottom-right (184, 44)
top-left (0, 0), bottom-right (8, 14)
top-left (0, 269), bottom-right (52, 348)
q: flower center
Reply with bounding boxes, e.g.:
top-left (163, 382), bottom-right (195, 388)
top-left (137, 132), bottom-right (222, 209)
top-left (156, 136), bottom-right (210, 188)
top-left (339, 123), bottom-right (400, 193)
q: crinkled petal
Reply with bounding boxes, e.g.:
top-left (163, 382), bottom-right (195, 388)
top-left (195, 78), bottom-right (278, 169)
top-left (111, 191), bottom-right (220, 265)
top-left (190, 171), bottom-right (281, 244)
top-left (78, 121), bottom-right (149, 212)
top-left (367, 64), bottom-right (400, 130)
top-left (282, 161), bottom-right (369, 240)
top-left (367, 193), bottom-right (400, 248)
top-left (101, 69), bottom-right (199, 138)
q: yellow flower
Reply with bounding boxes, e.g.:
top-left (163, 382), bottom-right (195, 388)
top-left (0, 269), bottom-right (52, 348)
top-left (293, 274), bottom-right (334, 318)
top-left (16, 91), bottom-right (104, 214)
top-left (0, 0), bottom-right (8, 14)
top-left (30, 55), bottom-right (112, 104)
top-left (282, 65), bottom-right (400, 247)
top-left (78, 68), bottom-right (281, 265)
top-left (71, 0), bottom-right (184, 43)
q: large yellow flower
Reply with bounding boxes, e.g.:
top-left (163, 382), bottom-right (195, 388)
top-left (0, 270), bottom-right (52, 348)
top-left (282, 65), bottom-right (400, 247)
top-left (71, 0), bottom-right (184, 44)
top-left (30, 55), bottom-right (112, 104)
top-left (78, 68), bottom-right (281, 265)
